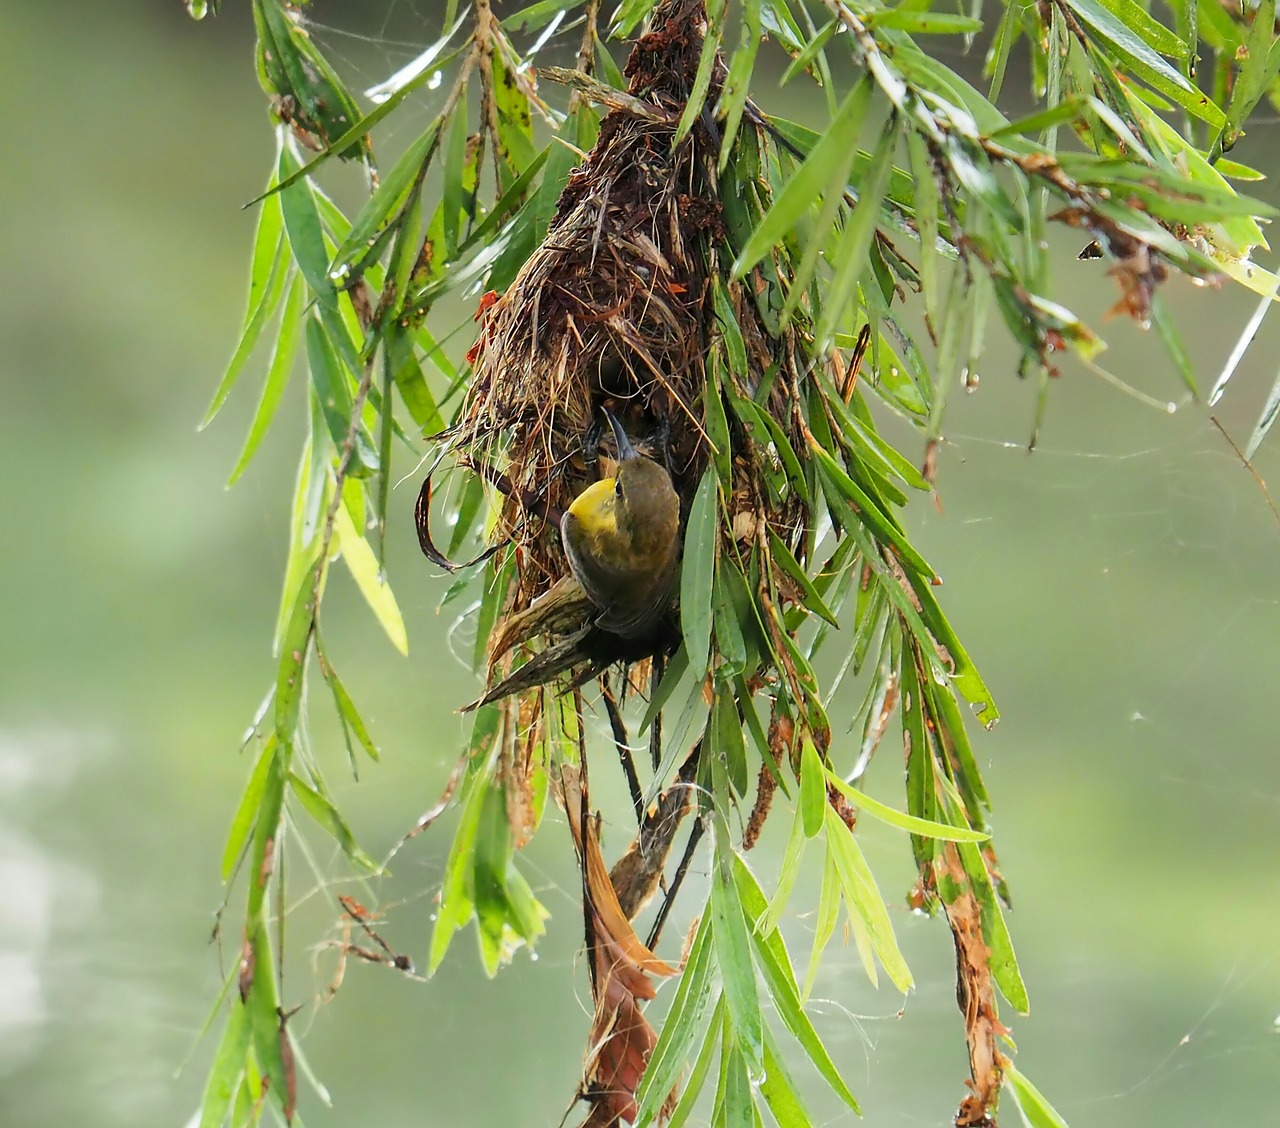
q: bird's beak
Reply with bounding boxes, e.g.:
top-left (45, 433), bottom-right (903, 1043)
top-left (602, 408), bottom-right (638, 461)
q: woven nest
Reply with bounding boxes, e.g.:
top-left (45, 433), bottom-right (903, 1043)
top-left (449, 1), bottom-right (810, 665)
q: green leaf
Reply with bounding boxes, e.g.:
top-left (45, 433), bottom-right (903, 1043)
top-left (759, 1021), bottom-right (816, 1127)
top-left (1064, 0), bottom-right (1225, 126)
top-left (331, 121), bottom-right (440, 286)
top-left (826, 771), bottom-right (991, 842)
top-left (674, 1), bottom-right (724, 145)
top-left (1005, 1062), bottom-right (1071, 1128)
top-left (490, 45), bottom-right (538, 186)
top-left (712, 850), bottom-right (764, 1073)
top-left (275, 560), bottom-right (319, 739)
top-left (714, 689), bottom-right (749, 796)
top-left (716, 0), bottom-right (762, 168)
top-left (288, 772), bottom-right (379, 870)
top-left (428, 756), bottom-right (491, 973)
top-left (815, 116), bottom-right (899, 350)
top-left (761, 801), bottom-right (808, 933)
top-left (812, 444), bottom-right (936, 580)
top-left (712, 277), bottom-right (748, 378)
top-left (278, 144), bottom-right (338, 309)
top-left (1221, 0), bottom-right (1280, 146)
top-left (767, 529), bottom-right (837, 626)
top-left (634, 907), bottom-right (717, 1126)
top-left (1084, 0), bottom-right (1189, 59)
top-left (318, 644), bottom-right (380, 766)
top-left (1245, 359), bottom-right (1280, 460)
top-left (732, 855), bottom-right (860, 1112)
top-left (198, 999), bottom-right (251, 1128)
top-left (732, 394), bottom-right (810, 502)
top-left (956, 836), bottom-right (1030, 1012)
top-left (333, 501), bottom-right (408, 654)
top-left (202, 181), bottom-right (286, 428)
top-left (227, 271), bottom-right (305, 486)
top-left (259, 18), bottom-right (471, 202)
top-left (802, 845), bottom-right (842, 999)
top-left (681, 468), bottom-right (719, 676)
top-left (242, 918), bottom-right (293, 1122)
top-left (863, 9), bottom-right (981, 33)
top-left (719, 1040), bottom-right (754, 1126)
top-left (222, 737), bottom-right (277, 881)
top-left (732, 77), bottom-right (872, 277)
top-left (825, 805), bottom-right (913, 993)
top-left (665, 996), bottom-right (727, 1128)
top-left (799, 735), bottom-right (825, 838)
top-left (304, 316), bottom-right (378, 477)
top-left (712, 564), bottom-right (749, 681)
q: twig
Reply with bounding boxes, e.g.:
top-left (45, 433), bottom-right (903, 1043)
top-left (538, 66), bottom-right (673, 123)
top-left (601, 680), bottom-right (646, 825)
top-left (1210, 415), bottom-right (1280, 532)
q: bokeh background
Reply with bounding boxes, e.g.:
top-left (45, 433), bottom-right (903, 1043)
top-left (2, 2), bottom-right (1279, 1126)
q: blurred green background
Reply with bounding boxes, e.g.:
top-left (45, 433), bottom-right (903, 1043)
top-left (2, 2), bottom-right (1278, 1126)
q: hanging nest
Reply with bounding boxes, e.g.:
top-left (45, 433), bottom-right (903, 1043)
top-left (445, 0), bottom-right (811, 692)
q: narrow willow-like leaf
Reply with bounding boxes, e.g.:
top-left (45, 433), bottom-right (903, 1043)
top-left (1244, 360), bottom-right (1280, 459)
top-left (716, 0), bottom-right (761, 169)
top-left (331, 121), bottom-right (441, 284)
top-left (732, 856), bottom-right (860, 1112)
top-left (825, 805), bottom-right (913, 992)
top-left (759, 1020), bottom-right (815, 1127)
top-left (198, 999), bottom-right (251, 1128)
top-left (731, 77), bottom-right (872, 277)
top-left (712, 849), bottom-right (764, 1073)
top-left (812, 445), bottom-right (936, 580)
top-left (827, 770), bottom-right (991, 842)
top-left (243, 919), bottom-right (293, 1122)
top-left (278, 144), bottom-right (338, 308)
top-left (864, 9), bottom-right (981, 32)
top-left (246, 744), bottom-right (286, 920)
top-left (665, 995), bottom-right (727, 1128)
top-left (815, 118), bottom-right (899, 350)
top-left (799, 735), bottom-right (825, 837)
top-left (490, 43), bottom-right (538, 186)
top-left (1005, 1063), bottom-right (1071, 1128)
top-left (202, 187), bottom-right (286, 428)
top-left (221, 736), bottom-right (277, 881)
top-left (304, 316), bottom-right (378, 477)
top-left (673, 0), bottom-right (724, 145)
top-left (227, 271), bottom-right (305, 486)
top-left (289, 772), bottom-right (379, 870)
top-left (681, 468), bottom-right (719, 676)
top-left (275, 561), bottom-right (319, 740)
top-left (715, 690), bottom-right (749, 795)
top-left (1065, 0), bottom-right (1225, 126)
top-left (333, 502), bottom-right (409, 654)
top-left (802, 844), bottom-right (841, 1000)
top-left (956, 836), bottom-right (1030, 1012)
top-left (719, 1040), bottom-right (753, 1126)
top-left (428, 757), bottom-right (491, 973)
top-left (633, 908), bottom-right (716, 1126)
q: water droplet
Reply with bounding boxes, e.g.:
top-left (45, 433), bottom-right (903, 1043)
top-left (428, 71), bottom-right (443, 90)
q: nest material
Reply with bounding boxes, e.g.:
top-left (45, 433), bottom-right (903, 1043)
top-left (452, 0), bottom-right (812, 685)
top-left (454, 10), bottom-right (729, 619)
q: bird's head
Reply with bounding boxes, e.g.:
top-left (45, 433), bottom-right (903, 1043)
top-left (566, 410), bottom-right (679, 556)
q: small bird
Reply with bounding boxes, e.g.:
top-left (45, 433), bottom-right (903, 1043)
top-left (560, 409), bottom-right (681, 638)
top-left (464, 410), bottom-right (680, 710)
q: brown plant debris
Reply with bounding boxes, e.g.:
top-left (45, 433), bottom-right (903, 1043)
top-left (938, 842), bottom-right (1009, 1128)
top-left (562, 765), bottom-right (680, 1128)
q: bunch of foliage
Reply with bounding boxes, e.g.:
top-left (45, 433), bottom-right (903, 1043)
top-left (187, 0), bottom-right (1280, 1125)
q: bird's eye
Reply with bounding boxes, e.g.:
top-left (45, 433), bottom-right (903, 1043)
top-left (614, 478), bottom-right (623, 498)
